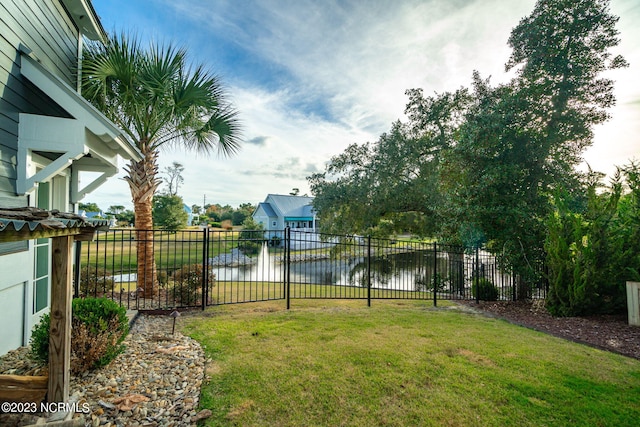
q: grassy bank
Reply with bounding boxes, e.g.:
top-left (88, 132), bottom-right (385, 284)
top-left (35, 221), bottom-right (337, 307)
top-left (182, 300), bottom-right (640, 426)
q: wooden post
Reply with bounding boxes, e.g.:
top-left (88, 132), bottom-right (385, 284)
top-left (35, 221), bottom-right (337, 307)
top-left (48, 235), bottom-right (73, 403)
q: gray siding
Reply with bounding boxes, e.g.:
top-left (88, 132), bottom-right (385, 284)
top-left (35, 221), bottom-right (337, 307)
top-left (0, 195), bottom-right (28, 254)
top-left (0, 0), bottom-right (78, 199)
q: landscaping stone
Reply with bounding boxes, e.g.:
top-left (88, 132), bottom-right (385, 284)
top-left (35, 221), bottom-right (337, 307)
top-left (0, 315), bottom-right (207, 426)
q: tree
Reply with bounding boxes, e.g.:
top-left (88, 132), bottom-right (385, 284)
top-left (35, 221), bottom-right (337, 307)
top-left (308, 0), bottom-right (627, 302)
top-left (79, 202), bottom-right (101, 213)
top-left (309, 89), bottom-right (469, 237)
top-left (108, 205), bottom-right (125, 214)
top-left (237, 216), bottom-right (264, 255)
top-left (439, 0), bottom-right (626, 290)
top-left (115, 209), bottom-right (135, 226)
top-left (232, 202), bottom-right (255, 226)
top-left (506, 0), bottom-right (627, 185)
top-left (82, 33), bottom-right (242, 297)
top-left (153, 194), bottom-right (188, 231)
top-left (437, 74), bottom-right (550, 292)
top-left (163, 162), bottom-right (184, 196)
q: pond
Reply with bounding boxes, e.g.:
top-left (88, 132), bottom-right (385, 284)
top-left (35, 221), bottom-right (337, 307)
top-left (211, 244), bottom-right (492, 294)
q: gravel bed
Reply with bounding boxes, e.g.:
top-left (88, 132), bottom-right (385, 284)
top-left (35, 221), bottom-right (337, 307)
top-left (0, 315), bottom-right (209, 427)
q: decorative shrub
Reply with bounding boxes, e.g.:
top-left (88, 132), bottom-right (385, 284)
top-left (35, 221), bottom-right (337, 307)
top-left (269, 235), bottom-right (282, 247)
top-left (156, 269), bottom-right (169, 288)
top-left (29, 297), bottom-right (128, 374)
top-left (415, 273), bottom-right (448, 292)
top-left (30, 313), bottom-right (50, 365)
top-left (172, 263), bottom-right (215, 306)
top-left (78, 267), bottom-right (115, 296)
top-left (471, 278), bottom-right (499, 301)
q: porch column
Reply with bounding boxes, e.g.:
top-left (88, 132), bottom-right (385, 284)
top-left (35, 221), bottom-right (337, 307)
top-left (48, 235), bottom-right (73, 403)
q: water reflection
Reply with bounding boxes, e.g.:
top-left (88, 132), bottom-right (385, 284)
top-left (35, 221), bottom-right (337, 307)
top-left (212, 247), bottom-right (478, 294)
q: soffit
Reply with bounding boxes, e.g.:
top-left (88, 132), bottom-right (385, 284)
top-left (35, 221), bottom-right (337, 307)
top-left (17, 53), bottom-right (142, 198)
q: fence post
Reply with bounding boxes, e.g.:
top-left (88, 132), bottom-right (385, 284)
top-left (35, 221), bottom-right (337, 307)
top-left (285, 226), bottom-right (291, 310)
top-left (433, 241), bottom-right (437, 307)
top-left (367, 235), bottom-right (371, 307)
top-left (475, 246), bottom-right (480, 304)
top-left (73, 241), bottom-right (82, 298)
top-left (201, 227), bottom-right (209, 310)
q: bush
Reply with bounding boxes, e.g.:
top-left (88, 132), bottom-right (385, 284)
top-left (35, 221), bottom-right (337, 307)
top-left (30, 314), bottom-right (50, 365)
top-left (471, 278), bottom-right (499, 301)
top-left (29, 297), bottom-right (129, 374)
top-left (545, 165), bottom-right (640, 316)
top-left (269, 235), bottom-right (282, 247)
top-left (415, 273), bottom-right (448, 292)
top-left (78, 267), bottom-right (115, 296)
top-left (172, 263), bottom-right (216, 306)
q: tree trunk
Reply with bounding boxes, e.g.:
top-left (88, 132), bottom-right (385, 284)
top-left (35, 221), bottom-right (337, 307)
top-left (134, 198), bottom-right (156, 298)
top-left (125, 147), bottom-right (161, 298)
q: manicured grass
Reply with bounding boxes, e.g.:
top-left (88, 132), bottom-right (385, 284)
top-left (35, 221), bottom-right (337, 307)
top-left (80, 229), bottom-right (241, 271)
top-left (182, 299), bottom-right (640, 427)
top-left (209, 281), bottom-right (433, 305)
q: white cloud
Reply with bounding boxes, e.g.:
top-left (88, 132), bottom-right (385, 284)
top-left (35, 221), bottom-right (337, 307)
top-left (88, 0), bottom-right (640, 213)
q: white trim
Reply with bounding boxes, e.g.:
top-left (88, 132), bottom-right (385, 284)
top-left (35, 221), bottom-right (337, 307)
top-left (60, 0), bottom-right (106, 41)
top-left (17, 114), bottom-right (86, 195)
top-left (70, 159), bottom-right (118, 203)
top-left (19, 53), bottom-right (142, 161)
top-left (16, 53), bottom-right (142, 196)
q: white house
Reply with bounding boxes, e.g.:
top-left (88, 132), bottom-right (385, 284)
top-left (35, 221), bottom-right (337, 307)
top-left (253, 194), bottom-right (317, 233)
top-left (0, 0), bottom-right (142, 356)
top-left (252, 194), bottom-right (329, 249)
top-left (183, 203), bottom-right (193, 226)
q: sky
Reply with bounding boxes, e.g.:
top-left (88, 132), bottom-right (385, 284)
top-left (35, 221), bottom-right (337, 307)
top-left (86, 0), bottom-right (640, 212)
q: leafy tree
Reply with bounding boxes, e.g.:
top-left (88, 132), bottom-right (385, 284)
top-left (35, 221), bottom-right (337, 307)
top-left (308, 0), bottom-right (628, 306)
top-left (506, 0), bottom-right (628, 185)
top-left (108, 205), bottom-right (125, 214)
top-left (82, 32), bottom-right (242, 297)
top-left (79, 202), bottom-right (101, 213)
top-left (310, 85), bottom-right (471, 238)
top-left (163, 161), bottom-right (184, 196)
top-left (238, 216), bottom-right (264, 255)
top-left (115, 209), bottom-right (134, 226)
top-left (153, 194), bottom-right (188, 231)
top-left (232, 202), bottom-right (256, 226)
top-left (438, 73), bottom-right (549, 287)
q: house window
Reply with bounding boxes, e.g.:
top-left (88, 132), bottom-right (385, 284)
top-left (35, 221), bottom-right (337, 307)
top-left (33, 181), bottom-right (50, 313)
top-left (272, 221), bottom-right (276, 227)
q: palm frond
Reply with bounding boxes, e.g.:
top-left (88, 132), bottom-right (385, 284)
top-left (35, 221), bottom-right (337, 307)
top-left (81, 31), bottom-right (243, 156)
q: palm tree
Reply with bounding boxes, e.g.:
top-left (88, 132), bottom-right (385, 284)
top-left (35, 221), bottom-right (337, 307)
top-left (81, 33), bottom-right (242, 298)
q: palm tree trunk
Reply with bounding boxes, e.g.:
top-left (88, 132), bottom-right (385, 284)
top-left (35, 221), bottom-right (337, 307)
top-left (125, 148), bottom-right (161, 298)
top-left (134, 198), bottom-right (157, 298)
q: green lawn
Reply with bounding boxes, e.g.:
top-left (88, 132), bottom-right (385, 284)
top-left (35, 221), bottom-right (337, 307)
top-left (80, 229), bottom-right (241, 271)
top-left (182, 299), bottom-right (640, 427)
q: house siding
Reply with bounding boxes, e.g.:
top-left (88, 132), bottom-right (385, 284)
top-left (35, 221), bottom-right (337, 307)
top-left (253, 194), bottom-right (317, 236)
top-left (0, 0), bottom-right (80, 355)
top-left (0, 0), bottom-right (76, 200)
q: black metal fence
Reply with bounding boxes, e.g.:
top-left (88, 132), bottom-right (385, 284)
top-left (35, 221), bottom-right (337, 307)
top-left (75, 227), bottom-right (547, 310)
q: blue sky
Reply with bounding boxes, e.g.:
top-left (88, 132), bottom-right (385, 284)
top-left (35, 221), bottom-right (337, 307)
top-left (87, 0), bottom-right (640, 211)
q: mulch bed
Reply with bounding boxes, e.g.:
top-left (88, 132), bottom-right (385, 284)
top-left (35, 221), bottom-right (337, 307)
top-left (457, 300), bottom-right (640, 360)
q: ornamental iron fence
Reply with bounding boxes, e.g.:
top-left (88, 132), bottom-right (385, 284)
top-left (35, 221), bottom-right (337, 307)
top-left (75, 227), bottom-right (547, 310)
